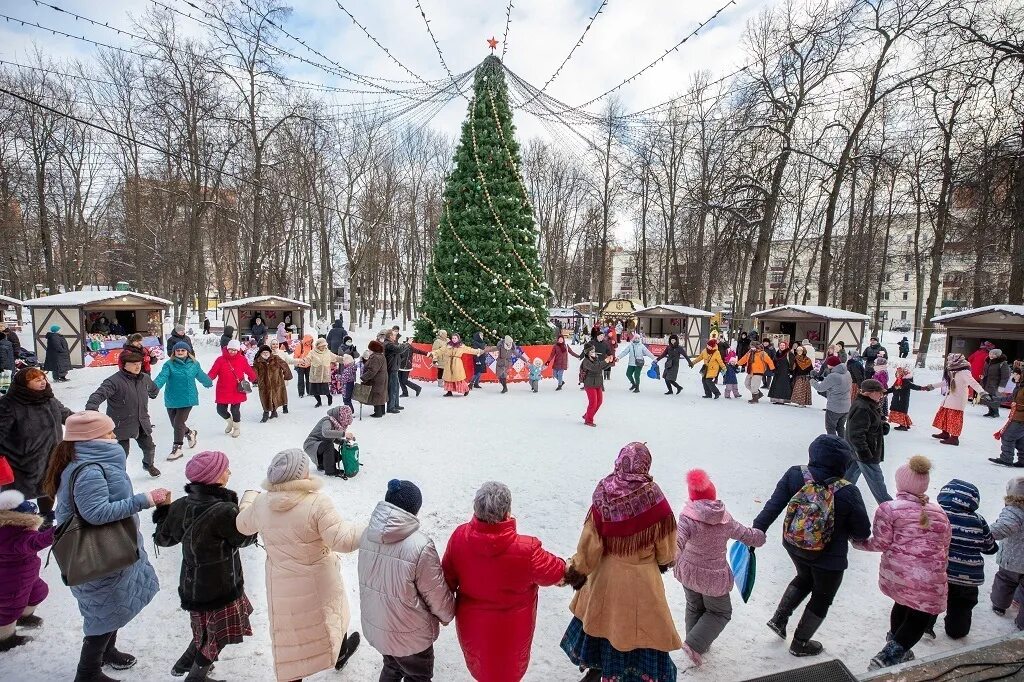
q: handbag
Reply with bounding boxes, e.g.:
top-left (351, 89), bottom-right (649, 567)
top-left (728, 541), bottom-right (757, 603)
top-left (352, 383), bottom-right (373, 404)
top-left (49, 463), bottom-right (140, 587)
top-left (647, 363), bottom-right (660, 380)
top-left (228, 361), bottom-right (253, 394)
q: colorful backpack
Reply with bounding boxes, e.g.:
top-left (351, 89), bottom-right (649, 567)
top-left (783, 466), bottom-right (847, 552)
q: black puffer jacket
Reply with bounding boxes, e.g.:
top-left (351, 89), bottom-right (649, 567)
top-left (0, 335), bottom-right (13, 372)
top-left (220, 325), bottom-right (235, 349)
top-left (0, 378), bottom-right (72, 498)
top-left (846, 394), bottom-right (888, 464)
top-left (153, 484), bottom-right (257, 612)
top-left (982, 358), bottom-right (1010, 396)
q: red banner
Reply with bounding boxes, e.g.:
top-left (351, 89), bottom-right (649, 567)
top-left (410, 343), bottom-right (556, 383)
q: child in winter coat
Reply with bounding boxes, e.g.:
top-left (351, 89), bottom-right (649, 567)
top-left (722, 357), bottom-right (740, 399)
top-left (853, 456), bottom-right (952, 669)
top-left (872, 356), bottom-right (890, 418)
top-left (529, 357), bottom-right (543, 393)
top-left (674, 470), bottom-right (765, 666)
top-left (340, 355), bottom-right (358, 410)
top-left (886, 366), bottom-right (932, 431)
top-left (153, 451), bottom-right (257, 679)
top-left (0, 490), bottom-right (54, 652)
top-left (989, 476), bottom-right (1024, 630)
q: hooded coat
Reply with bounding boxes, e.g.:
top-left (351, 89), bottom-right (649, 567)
top-left (254, 351), bottom-right (292, 411)
top-left (153, 356), bottom-right (212, 409)
top-left (325, 320), bottom-right (348, 355)
top-left (360, 341), bottom-right (389, 405)
top-left (811, 362), bottom-right (852, 413)
top-left (0, 380), bottom-right (71, 498)
top-left (85, 368), bottom-right (159, 440)
top-left (657, 336), bottom-right (691, 381)
top-left (235, 477), bottom-right (363, 682)
top-left (206, 351), bottom-right (257, 405)
top-left (990, 500), bottom-right (1024, 574)
top-left (937, 480), bottom-right (997, 586)
top-left (0, 502), bottom-right (54, 625)
top-left (43, 331), bottom-right (71, 375)
top-left (616, 337), bottom-right (657, 366)
top-left (219, 325), bottom-right (235, 349)
top-left (441, 517), bottom-right (565, 682)
top-left (674, 500), bottom-right (765, 597)
top-left (358, 501), bottom-right (455, 657)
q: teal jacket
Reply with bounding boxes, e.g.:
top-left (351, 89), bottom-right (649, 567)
top-left (153, 356), bottom-right (213, 408)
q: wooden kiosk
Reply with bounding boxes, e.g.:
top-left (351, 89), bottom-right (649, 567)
top-left (0, 294), bottom-right (23, 330)
top-left (22, 290), bottom-right (172, 368)
top-left (634, 304), bottom-right (714, 357)
top-left (218, 296), bottom-right (312, 342)
top-left (931, 305), bottom-right (1024, 362)
top-left (751, 305), bottom-right (868, 358)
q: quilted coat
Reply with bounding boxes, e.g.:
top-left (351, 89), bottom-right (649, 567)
top-left (442, 517), bottom-right (565, 682)
top-left (235, 476), bottom-right (363, 682)
top-left (54, 439), bottom-right (158, 635)
top-left (308, 345), bottom-right (343, 384)
top-left (674, 500), bottom-right (765, 598)
top-left (990, 503), bottom-right (1024, 574)
top-left (206, 350), bottom-right (257, 405)
top-left (937, 480), bottom-right (997, 586)
top-left (85, 368), bottom-right (159, 440)
top-left (812, 362), bottom-right (852, 413)
top-left (153, 356), bottom-right (212, 409)
top-left (853, 492), bottom-right (952, 615)
top-left (358, 501), bottom-right (455, 657)
top-left (254, 352), bottom-right (292, 411)
top-left (0, 385), bottom-right (71, 499)
top-left (0, 507), bottom-right (54, 625)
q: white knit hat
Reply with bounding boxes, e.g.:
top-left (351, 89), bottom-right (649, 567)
top-left (0, 490), bottom-right (26, 511)
top-left (227, 339), bottom-right (241, 351)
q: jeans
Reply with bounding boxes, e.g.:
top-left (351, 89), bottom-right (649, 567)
top-left (785, 550), bottom-right (845, 619)
top-left (625, 364), bottom-right (642, 390)
top-left (216, 403), bottom-right (241, 422)
top-left (553, 368), bottom-right (565, 385)
top-left (296, 366), bottom-right (310, 397)
top-left (991, 568), bottom-right (1024, 630)
top-left (825, 410), bottom-right (848, 438)
top-left (387, 370), bottom-right (400, 411)
top-left (471, 367), bottom-right (484, 387)
top-left (119, 432), bottom-right (155, 467)
top-left (890, 603), bottom-right (933, 650)
top-left (683, 587), bottom-right (732, 654)
top-left (584, 387), bottom-right (603, 423)
top-left (167, 406), bottom-right (193, 446)
top-left (343, 381), bottom-right (354, 410)
top-left (845, 460), bottom-right (893, 504)
top-left (702, 377), bottom-right (721, 398)
top-left (380, 645), bottom-right (434, 682)
top-left (1000, 422), bottom-right (1024, 464)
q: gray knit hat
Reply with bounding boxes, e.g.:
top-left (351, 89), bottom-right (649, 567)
top-left (267, 448), bottom-right (309, 485)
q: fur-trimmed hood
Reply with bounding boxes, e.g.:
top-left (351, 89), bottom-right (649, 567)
top-left (261, 476), bottom-right (323, 512)
top-left (0, 509), bottom-right (44, 530)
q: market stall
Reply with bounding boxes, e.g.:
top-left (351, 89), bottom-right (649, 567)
top-left (751, 305), bottom-right (868, 359)
top-left (931, 305), bottom-right (1024, 363)
top-left (218, 295), bottom-right (312, 345)
top-left (548, 307), bottom-right (588, 336)
top-left (634, 304), bottom-right (714, 356)
top-left (599, 298), bottom-right (639, 328)
top-left (22, 290), bottom-right (172, 368)
top-left (0, 294), bottom-right (23, 331)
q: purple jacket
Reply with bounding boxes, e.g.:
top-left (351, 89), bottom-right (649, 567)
top-left (854, 492), bottom-right (952, 614)
top-left (674, 500), bottom-right (765, 597)
top-left (340, 363), bottom-right (357, 385)
top-left (0, 510), bottom-right (54, 624)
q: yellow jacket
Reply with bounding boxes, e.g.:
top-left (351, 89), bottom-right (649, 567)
top-left (695, 349), bottom-right (725, 379)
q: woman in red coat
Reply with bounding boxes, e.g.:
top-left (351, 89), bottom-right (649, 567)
top-left (206, 340), bottom-right (257, 438)
top-left (545, 336), bottom-right (570, 390)
top-left (442, 481), bottom-right (567, 681)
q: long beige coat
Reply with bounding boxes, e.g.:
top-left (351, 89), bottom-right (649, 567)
top-left (432, 345), bottom-right (482, 383)
top-left (236, 477), bottom-right (364, 682)
top-left (307, 346), bottom-right (342, 384)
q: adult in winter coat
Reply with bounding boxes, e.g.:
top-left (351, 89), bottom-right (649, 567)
top-left (206, 340), bottom-right (257, 438)
top-left (165, 325), bottom-right (193, 357)
top-left (0, 368), bottom-right (71, 514)
top-left (359, 480), bottom-right (455, 680)
top-left (898, 337), bottom-right (910, 358)
top-left (847, 350), bottom-right (866, 403)
top-left (737, 343), bottom-right (775, 402)
top-left (495, 335), bottom-right (529, 394)
top-left (153, 451), bottom-right (257, 680)
top-left (43, 325), bottom-right (71, 381)
top-left (992, 366), bottom-right (1024, 467)
top-left (968, 342), bottom-right (993, 384)
top-left (398, 339), bottom-right (428, 398)
top-left (580, 346), bottom-right (614, 427)
top-left (845, 379), bottom-right (892, 504)
top-left (202, 318), bottom-right (210, 335)
top-left (86, 351), bottom-right (161, 477)
top-left (928, 353), bottom-right (988, 446)
top-left (561, 442), bottom-right (680, 681)
top-left (655, 333), bottom-right (692, 395)
top-left (0, 489), bottom-right (54, 652)
top-left (545, 335), bottom-right (571, 390)
top-left (249, 316), bottom-right (268, 347)
top-left (361, 340), bottom-right (389, 417)
top-left (755, 435), bottom-right (871, 656)
top-left (790, 345), bottom-right (815, 407)
top-left (430, 333), bottom-right (484, 398)
top-left (383, 330), bottom-right (404, 414)
top-left (616, 336), bottom-right (656, 393)
top-left (862, 337), bottom-right (887, 375)
top-left (811, 356), bottom-right (852, 436)
top-left (694, 338), bottom-right (725, 399)
top-left (325, 319), bottom-right (348, 355)
top-left (218, 325), bottom-right (235, 349)
top-left (469, 331), bottom-right (489, 389)
top-left (854, 456), bottom-right (952, 669)
top-left (0, 333), bottom-right (13, 374)
top-left (118, 333), bottom-right (159, 375)
top-left (236, 449), bottom-right (364, 681)
top-left (982, 349), bottom-right (1010, 417)
top-left (45, 411), bottom-right (170, 682)
top-left (307, 337), bottom-right (343, 408)
top-left (292, 334), bottom-right (314, 398)
top-left (303, 405), bottom-right (354, 478)
top-left (430, 330), bottom-right (449, 385)
top-left (153, 343), bottom-right (212, 462)
top-left (736, 332), bottom-right (751, 368)
top-left (442, 481), bottom-right (566, 682)
top-left (0, 320), bottom-right (21, 355)
top-left (253, 345), bottom-right (292, 422)
top-left (337, 335), bottom-right (358, 362)
top-left (988, 476), bottom-right (1024, 631)
top-left (767, 342), bottom-right (793, 404)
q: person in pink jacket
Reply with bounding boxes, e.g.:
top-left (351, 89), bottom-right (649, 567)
top-left (853, 455), bottom-right (952, 670)
top-left (674, 469), bottom-right (766, 667)
top-left (929, 353), bottom-right (989, 446)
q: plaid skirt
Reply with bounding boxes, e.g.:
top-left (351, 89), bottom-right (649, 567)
top-left (889, 410), bottom-right (912, 427)
top-left (790, 376), bottom-right (812, 406)
top-left (190, 593), bottom-right (253, 661)
top-left (933, 406), bottom-right (965, 437)
top-left (561, 617), bottom-right (677, 681)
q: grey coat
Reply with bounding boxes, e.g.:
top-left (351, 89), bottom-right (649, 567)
top-left (812, 363), bottom-right (852, 413)
top-left (357, 501), bottom-right (454, 657)
top-left (982, 359), bottom-right (1010, 396)
top-left (303, 414), bottom-right (349, 461)
top-left (990, 504), bottom-right (1024, 574)
top-left (494, 342), bottom-right (525, 377)
top-left (85, 368), bottom-right (159, 440)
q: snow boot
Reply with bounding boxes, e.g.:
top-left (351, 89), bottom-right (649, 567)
top-left (868, 640), bottom-right (907, 670)
top-left (223, 418), bottom-right (233, 434)
top-left (282, 405), bottom-right (288, 414)
top-left (334, 632), bottom-right (360, 671)
top-left (0, 633), bottom-right (31, 652)
top-left (185, 662), bottom-right (223, 681)
top-left (144, 464), bottom-right (161, 477)
top-left (939, 436), bottom-right (959, 446)
top-left (270, 410), bottom-right (279, 419)
top-left (103, 634), bottom-right (137, 670)
top-left (414, 385), bottom-right (422, 396)
top-left (443, 391), bottom-right (453, 397)
top-left (230, 422), bottom-right (240, 439)
top-left (172, 643), bottom-right (198, 676)
top-left (186, 429), bottom-right (198, 448)
top-left (767, 586), bottom-right (803, 639)
top-left (167, 445), bottom-right (184, 461)
top-left (76, 635), bottom-right (118, 682)
top-left (500, 379), bottom-right (508, 394)
top-left (16, 614), bottom-right (42, 628)
top-left (931, 431), bottom-right (949, 439)
top-left (789, 611), bottom-right (825, 657)
top-left (556, 381), bottom-right (564, 390)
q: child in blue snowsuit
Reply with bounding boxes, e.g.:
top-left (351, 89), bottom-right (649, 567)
top-left (722, 358), bottom-right (740, 399)
top-left (529, 358), bottom-right (543, 393)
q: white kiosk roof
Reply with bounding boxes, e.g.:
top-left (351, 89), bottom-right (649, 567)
top-left (752, 305), bottom-right (869, 321)
top-left (22, 290), bottom-right (172, 308)
top-left (218, 295), bottom-right (311, 310)
top-left (932, 305), bottom-right (1024, 323)
top-left (635, 304), bottom-right (714, 317)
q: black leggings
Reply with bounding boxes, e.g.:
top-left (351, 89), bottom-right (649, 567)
top-left (787, 553), bottom-right (845, 619)
top-left (890, 603), bottom-right (933, 650)
top-left (216, 403), bottom-right (241, 422)
top-left (664, 379), bottom-right (682, 392)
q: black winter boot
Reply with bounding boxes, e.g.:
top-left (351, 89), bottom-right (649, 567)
top-left (103, 632), bottom-right (137, 670)
top-left (0, 634), bottom-right (31, 652)
top-left (261, 411), bottom-right (270, 423)
top-left (789, 610), bottom-right (825, 657)
top-left (767, 585), bottom-right (803, 639)
top-left (334, 632), bottom-right (361, 670)
top-left (282, 405), bottom-right (288, 414)
top-left (500, 379), bottom-right (508, 394)
top-left (185, 662), bottom-right (224, 681)
top-left (579, 669), bottom-right (602, 682)
top-left (75, 634), bottom-right (117, 682)
top-left (172, 643), bottom-right (198, 676)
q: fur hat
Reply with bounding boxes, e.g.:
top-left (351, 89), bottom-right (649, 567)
top-left (185, 451), bottom-right (230, 485)
top-left (64, 411), bottom-right (116, 442)
top-left (121, 350), bottom-right (144, 365)
top-left (826, 355), bottom-right (842, 367)
top-left (385, 479), bottom-right (423, 515)
top-left (860, 378), bottom-right (884, 393)
top-left (895, 455), bottom-right (931, 495)
top-left (686, 469), bottom-right (717, 502)
top-left (266, 448), bottom-right (308, 485)
top-left (368, 340), bottom-right (384, 353)
top-left (0, 489), bottom-right (26, 512)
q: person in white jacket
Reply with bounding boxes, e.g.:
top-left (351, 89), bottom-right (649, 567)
top-left (617, 336), bottom-right (656, 393)
top-left (358, 479), bottom-right (455, 680)
top-left (928, 353), bottom-right (989, 446)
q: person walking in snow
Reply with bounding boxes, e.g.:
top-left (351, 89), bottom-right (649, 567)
top-left (398, 334), bottom-right (428, 398)
top-left (470, 331), bottom-right (489, 389)
top-left (153, 343), bottom-right (212, 462)
top-left (0, 489), bottom-right (54, 653)
top-left (430, 330), bottom-right (449, 387)
top-left (898, 337), bottom-right (910, 359)
top-left (361, 341), bottom-right (389, 416)
top-left (236, 450), bottom-right (364, 680)
top-left (253, 345), bottom-right (292, 422)
top-left (206, 340), bottom-right (257, 438)
top-left (43, 324), bottom-right (71, 382)
top-left (495, 334), bottom-right (529, 394)
top-left (694, 338), bottom-right (725, 399)
top-left (528, 357), bottom-right (543, 393)
top-left (862, 337), bottom-right (887, 376)
top-left (166, 324), bottom-right (194, 357)
top-left (616, 335), bottom-right (656, 393)
top-left (928, 353), bottom-right (989, 446)
top-left (992, 366), bottom-right (1024, 468)
top-left (790, 346), bottom-right (815, 407)
top-left (429, 333), bottom-right (485, 398)
top-left (153, 451), bottom-right (257, 680)
top-left (736, 332), bottom-right (751, 370)
top-left (737, 341), bottom-right (775, 403)
top-left (303, 405), bottom-right (355, 478)
top-left (988, 476), bottom-right (1024, 631)
top-left (274, 322), bottom-right (289, 351)
top-left (754, 435), bottom-right (871, 657)
top-left (561, 442), bottom-right (680, 681)
top-left (545, 335), bottom-right (571, 391)
top-left (812, 356), bottom-right (851, 436)
top-left (654, 333), bottom-right (692, 395)
top-left (674, 469), bottom-right (765, 667)
top-left (358, 479), bottom-right (455, 681)
top-left (846, 350), bottom-right (866, 404)
top-left (292, 334), bottom-right (314, 399)
top-left (853, 456), bottom-right (951, 669)
top-left (307, 337), bottom-right (343, 408)
top-left (767, 341), bottom-right (793, 404)
top-left (845, 379), bottom-right (892, 505)
top-left (886, 366), bottom-right (932, 431)
top-left (580, 346), bottom-right (614, 427)
top-left (722, 357), bottom-right (741, 399)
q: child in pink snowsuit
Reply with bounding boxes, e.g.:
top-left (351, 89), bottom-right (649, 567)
top-left (0, 490), bottom-right (54, 651)
top-left (854, 456), bottom-right (951, 669)
top-left (673, 469), bottom-right (765, 666)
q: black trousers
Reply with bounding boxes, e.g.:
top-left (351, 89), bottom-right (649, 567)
top-left (296, 367), bottom-right (311, 397)
top-left (925, 583), bottom-right (978, 640)
top-left (786, 551), bottom-right (845, 619)
top-left (167, 406), bottom-right (192, 446)
top-left (399, 372), bottom-right (420, 396)
top-left (119, 432), bottom-right (155, 467)
top-left (702, 377), bottom-right (721, 398)
top-left (77, 630), bottom-right (119, 677)
top-left (890, 602), bottom-right (933, 650)
top-left (664, 378), bottom-right (682, 392)
top-left (316, 441), bottom-right (341, 477)
top-left (380, 645), bottom-right (434, 682)
top-left (216, 403), bottom-right (241, 422)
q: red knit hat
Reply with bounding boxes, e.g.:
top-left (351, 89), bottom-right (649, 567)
top-left (686, 469), bottom-right (717, 501)
top-left (826, 355), bottom-right (842, 367)
top-left (707, 339), bottom-right (718, 348)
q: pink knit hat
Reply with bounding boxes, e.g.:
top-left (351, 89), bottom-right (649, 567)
top-left (895, 455), bottom-right (931, 495)
top-left (185, 451), bottom-right (230, 485)
top-left (686, 469), bottom-right (717, 502)
top-left (64, 411), bottom-right (116, 442)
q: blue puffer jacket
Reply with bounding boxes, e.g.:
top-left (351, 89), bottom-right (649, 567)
top-left (937, 479), bottom-right (997, 586)
top-left (54, 440), bottom-right (158, 636)
top-left (153, 356), bottom-right (213, 409)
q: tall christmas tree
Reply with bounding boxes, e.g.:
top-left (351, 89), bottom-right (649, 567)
top-left (414, 54), bottom-right (552, 344)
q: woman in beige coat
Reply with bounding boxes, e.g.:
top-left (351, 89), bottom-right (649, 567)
top-left (236, 449), bottom-right (364, 681)
top-left (307, 338), bottom-right (343, 408)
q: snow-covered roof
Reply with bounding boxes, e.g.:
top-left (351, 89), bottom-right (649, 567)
top-left (635, 304), bottom-right (714, 317)
top-left (931, 305), bottom-right (1024, 324)
top-left (21, 290), bottom-right (172, 308)
top-left (548, 307), bottom-right (582, 318)
top-left (751, 305), bottom-right (869, 321)
top-left (218, 295), bottom-right (311, 310)
top-left (0, 294), bottom-right (21, 306)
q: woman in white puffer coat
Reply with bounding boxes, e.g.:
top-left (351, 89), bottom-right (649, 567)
top-left (236, 449), bottom-right (364, 681)
top-left (358, 479), bottom-right (455, 678)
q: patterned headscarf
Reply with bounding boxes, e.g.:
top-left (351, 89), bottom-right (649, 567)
top-left (946, 353), bottom-right (970, 373)
top-left (590, 442), bottom-right (675, 555)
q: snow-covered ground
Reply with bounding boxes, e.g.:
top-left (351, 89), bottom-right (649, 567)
top-left (2, 324), bottom-right (1019, 681)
